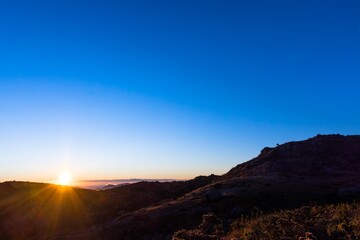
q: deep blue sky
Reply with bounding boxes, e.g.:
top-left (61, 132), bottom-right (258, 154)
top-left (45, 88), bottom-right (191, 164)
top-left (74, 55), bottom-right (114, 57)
top-left (0, 0), bottom-right (359, 181)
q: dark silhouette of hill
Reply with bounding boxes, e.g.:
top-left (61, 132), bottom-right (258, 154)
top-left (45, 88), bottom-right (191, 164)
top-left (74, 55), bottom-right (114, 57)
top-left (0, 175), bottom-right (217, 239)
top-left (0, 182), bottom-right (106, 239)
top-left (104, 175), bottom-right (219, 211)
top-left (0, 134), bottom-right (359, 239)
top-left (224, 134), bottom-right (360, 180)
top-left (101, 134), bottom-right (360, 239)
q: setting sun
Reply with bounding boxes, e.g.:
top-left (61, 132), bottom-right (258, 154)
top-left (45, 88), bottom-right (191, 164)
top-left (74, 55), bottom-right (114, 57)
top-left (57, 171), bottom-right (72, 186)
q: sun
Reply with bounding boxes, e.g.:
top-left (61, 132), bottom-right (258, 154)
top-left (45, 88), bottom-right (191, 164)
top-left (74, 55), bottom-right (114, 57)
top-left (57, 171), bottom-right (72, 186)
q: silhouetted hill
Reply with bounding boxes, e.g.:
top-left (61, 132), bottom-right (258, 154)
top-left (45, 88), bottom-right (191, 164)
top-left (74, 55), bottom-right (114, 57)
top-left (105, 175), bottom-right (219, 211)
top-left (224, 134), bottom-right (360, 180)
top-left (0, 175), bottom-right (218, 239)
top-left (0, 182), bottom-right (107, 239)
top-left (0, 134), bottom-right (359, 239)
top-left (101, 134), bottom-right (360, 239)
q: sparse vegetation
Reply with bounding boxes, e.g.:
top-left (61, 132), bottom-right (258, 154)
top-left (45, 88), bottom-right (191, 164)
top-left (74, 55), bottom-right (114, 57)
top-left (227, 202), bottom-right (360, 240)
top-left (172, 202), bottom-right (360, 240)
top-left (172, 213), bottom-right (224, 240)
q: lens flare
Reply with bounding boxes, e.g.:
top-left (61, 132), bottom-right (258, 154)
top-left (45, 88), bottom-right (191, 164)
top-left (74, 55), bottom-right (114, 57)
top-left (57, 171), bottom-right (72, 186)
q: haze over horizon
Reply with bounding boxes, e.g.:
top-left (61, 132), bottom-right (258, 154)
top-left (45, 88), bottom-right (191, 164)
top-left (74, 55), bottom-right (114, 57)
top-left (0, 0), bottom-right (359, 182)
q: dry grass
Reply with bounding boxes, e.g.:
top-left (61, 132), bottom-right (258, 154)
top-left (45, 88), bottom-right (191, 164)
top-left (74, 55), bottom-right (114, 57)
top-left (227, 202), bottom-right (360, 240)
top-left (172, 202), bottom-right (360, 240)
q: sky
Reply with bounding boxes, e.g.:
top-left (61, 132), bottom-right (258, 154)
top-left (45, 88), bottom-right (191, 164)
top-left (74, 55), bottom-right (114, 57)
top-left (0, 0), bottom-right (359, 182)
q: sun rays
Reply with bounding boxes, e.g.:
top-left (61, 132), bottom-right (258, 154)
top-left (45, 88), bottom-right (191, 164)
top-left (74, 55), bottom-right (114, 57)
top-left (0, 181), bottom-right (100, 239)
top-left (57, 171), bottom-right (72, 186)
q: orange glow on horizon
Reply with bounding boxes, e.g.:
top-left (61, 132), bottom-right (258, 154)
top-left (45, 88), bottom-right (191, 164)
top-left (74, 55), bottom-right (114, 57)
top-left (57, 171), bottom-right (72, 186)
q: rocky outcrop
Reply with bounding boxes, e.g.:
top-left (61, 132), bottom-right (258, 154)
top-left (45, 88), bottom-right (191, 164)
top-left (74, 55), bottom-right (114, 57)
top-left (224, 134), bottom-right (360, 180)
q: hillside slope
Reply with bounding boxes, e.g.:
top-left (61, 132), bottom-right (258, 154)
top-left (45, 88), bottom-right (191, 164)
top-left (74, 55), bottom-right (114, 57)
top-left (224, 134), bottom-right (360, 180)
top-left (0, 175), bottom-right (217, 239)
top-left (1, 134), bottom-right (359, 240)
top-left (101, 134), bottom-right (360, 239)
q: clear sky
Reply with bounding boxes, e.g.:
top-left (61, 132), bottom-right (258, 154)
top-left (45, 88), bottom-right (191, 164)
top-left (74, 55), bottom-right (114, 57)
top-left (0, 0), bottom-right (359, 182)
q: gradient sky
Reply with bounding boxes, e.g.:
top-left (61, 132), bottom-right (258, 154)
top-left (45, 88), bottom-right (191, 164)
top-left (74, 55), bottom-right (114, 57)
top-left (0, 0), bottom-right (359, 182)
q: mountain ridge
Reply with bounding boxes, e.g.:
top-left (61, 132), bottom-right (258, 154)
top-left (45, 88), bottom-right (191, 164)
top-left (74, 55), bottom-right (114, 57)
top-left (99, 134), bottom-right (360, 239)
top-left (0, 134), bottom-right (359, 239)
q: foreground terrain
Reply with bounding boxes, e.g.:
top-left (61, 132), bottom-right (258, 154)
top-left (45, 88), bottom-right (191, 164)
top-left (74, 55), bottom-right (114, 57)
top-left (174, 202), bottom-right (360, 240)
top-left (0, 134), bottom-right (359, 239)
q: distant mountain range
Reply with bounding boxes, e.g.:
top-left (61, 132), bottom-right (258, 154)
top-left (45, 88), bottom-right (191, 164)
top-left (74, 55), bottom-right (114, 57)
top-left (71, 178), bottom-right (178, 190)
top-left (0, 134), bottom-right (359, 240)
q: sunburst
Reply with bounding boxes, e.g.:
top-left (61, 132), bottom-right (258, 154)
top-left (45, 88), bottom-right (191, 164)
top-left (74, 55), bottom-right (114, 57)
top-left (57, 171), bottom-right (72, 186)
